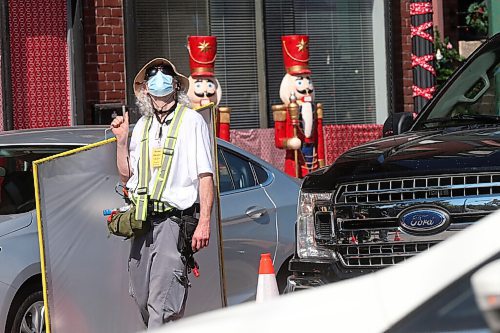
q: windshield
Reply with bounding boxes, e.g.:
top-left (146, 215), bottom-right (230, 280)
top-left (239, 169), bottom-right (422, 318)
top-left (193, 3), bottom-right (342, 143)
top-left (413, 45), bottom-right (500, 130)
top-left (0, 147), bottom-right (70, 215)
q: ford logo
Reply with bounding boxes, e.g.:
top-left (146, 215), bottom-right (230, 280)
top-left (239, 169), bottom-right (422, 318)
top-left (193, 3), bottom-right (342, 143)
top-left (399, 208), bottom-right (450, 235)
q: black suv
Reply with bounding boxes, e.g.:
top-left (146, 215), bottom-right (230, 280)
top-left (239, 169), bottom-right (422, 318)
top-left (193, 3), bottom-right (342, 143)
top-left (287, 33), bottom-right (500, 290)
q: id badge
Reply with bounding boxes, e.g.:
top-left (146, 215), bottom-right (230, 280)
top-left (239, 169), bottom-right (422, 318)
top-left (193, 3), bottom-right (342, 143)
top-left (152, 147), bottom-right (163, 168)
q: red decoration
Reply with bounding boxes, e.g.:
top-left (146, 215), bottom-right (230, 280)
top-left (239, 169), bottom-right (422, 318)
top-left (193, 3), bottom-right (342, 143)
top-left (229, 124), bottom-right (383, 172)
top-left (323, 124), bottom-right (383, 164)
top-left (410, 2), bottom-right (433, 15)
top-left (281, 35), bottom-right (311, 75)
top-left (187, 36), bottom-right (217, 77)
top-left (411, 21), bottom-right (434, 43)
top-left (412, 54), bottom-right (436, 76)
top-left (9, 1), bottom-right (70, 129)
top-left (412, 85), bottom-right (436, 100)
top-left (410, 1), bottom-right (436, 107)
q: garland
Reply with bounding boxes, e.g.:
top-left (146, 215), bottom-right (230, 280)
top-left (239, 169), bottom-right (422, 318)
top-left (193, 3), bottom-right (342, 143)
top-left (411, 1), bottom-right (436, 105)
top-left (412, 54), bottom-right (436, 75)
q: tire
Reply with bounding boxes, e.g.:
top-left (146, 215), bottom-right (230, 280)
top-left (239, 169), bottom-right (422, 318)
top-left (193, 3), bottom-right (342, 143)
top-left (10, 290), bottom-right (45, 333)
top-left (276, 259), bottom-right (292, 294)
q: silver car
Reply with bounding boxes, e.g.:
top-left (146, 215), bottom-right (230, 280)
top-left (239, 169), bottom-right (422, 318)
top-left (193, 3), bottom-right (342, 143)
top-left (0, 126), bottom-right (299, 333)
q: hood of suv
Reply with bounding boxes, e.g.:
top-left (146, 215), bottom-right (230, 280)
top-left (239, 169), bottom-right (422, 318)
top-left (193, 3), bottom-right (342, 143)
top-left (304, 126), bottom-right (500, 190)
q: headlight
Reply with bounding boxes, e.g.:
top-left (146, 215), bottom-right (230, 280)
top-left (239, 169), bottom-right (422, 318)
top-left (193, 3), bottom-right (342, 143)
top-left (296, 191), bottom-right (335, 259)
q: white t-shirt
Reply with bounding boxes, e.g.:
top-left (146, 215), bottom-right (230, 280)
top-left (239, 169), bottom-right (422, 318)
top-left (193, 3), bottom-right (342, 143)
top-left (126, 106), bottom-right (214, 210)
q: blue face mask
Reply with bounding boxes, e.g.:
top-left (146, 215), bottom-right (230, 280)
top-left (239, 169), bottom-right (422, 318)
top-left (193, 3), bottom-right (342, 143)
top-left (147, 72), bottom-right (174, 97)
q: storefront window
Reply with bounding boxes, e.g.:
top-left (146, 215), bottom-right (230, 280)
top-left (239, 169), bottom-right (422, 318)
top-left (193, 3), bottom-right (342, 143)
top-left (265, 0), bottom-right (388, 125)
top-left (127, 0), bottom-right (389, 127)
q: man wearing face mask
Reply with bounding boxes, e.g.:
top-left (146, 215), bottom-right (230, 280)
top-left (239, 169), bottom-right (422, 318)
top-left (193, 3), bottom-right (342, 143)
top-left (110, 58), bottom-right (214, 328)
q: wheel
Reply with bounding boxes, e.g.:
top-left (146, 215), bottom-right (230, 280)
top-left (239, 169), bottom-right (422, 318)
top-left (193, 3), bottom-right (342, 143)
top-left (276, 258), bottom-right (292, 294)
top-left (10, 290), bottom-right (45, 333)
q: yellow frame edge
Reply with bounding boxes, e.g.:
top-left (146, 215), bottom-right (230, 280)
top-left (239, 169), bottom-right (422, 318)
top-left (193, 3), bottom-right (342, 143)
top-left (194, 103), bottom-right (227, 307)
top-left (33, 137), bottom-right (116, 333)
top-left (33, 104), bottom-right (227, 331)
top-left (196, 103), bottom-right (228, 307)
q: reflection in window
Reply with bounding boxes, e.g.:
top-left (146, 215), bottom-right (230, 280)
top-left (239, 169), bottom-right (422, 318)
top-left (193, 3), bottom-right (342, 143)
top-left (0, 147), bottom-right (68, 215)
top-left (415, 51), bottom-right (500, 130)
top-left (217, 149), bottom-right (234, 193)
top-left (451, 71), bottom-right (497, 118)
top-left (222, 150), bottom-right (256, 190)
top-left (253, 163), bottom-right (269, 185)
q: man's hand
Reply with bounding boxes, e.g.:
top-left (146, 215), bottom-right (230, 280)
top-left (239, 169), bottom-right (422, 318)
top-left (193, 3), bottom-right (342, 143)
top-left (192, 218), bottom-right (210, 252)
top-left (193, 173), bottom-right (214, 252)
top-left (110, 111), bottom-right (129, 145)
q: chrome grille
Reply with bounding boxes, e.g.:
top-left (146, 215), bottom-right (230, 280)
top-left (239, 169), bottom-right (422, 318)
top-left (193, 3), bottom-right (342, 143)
top-left (335, 173), bottom-right (500, 204)
top-left (337, 241), bottom-right (438, 267)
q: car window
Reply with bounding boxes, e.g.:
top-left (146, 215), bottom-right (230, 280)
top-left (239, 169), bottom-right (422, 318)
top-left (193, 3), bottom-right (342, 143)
top-left (221, 149), bottom-right (256, 190)
top-left (386, 256), bottom-right (500, 333)
top-left (217, 148), bottom-right (234, 193)
top-left (253, 163), bottom-right (269, 185)
top-left (414, 48), bottom-right (500, 130)
top-left (0, 147), bottom-right (71, 215)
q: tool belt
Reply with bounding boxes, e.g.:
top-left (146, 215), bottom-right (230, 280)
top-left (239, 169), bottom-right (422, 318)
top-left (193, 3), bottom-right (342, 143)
top-left (149, 202), bottom-right (199, 219)
top-left (153, 202), bottom-right (201, 276)
top-left (107, 205), bottom-right (144, 239)
top-left (107, 201), bottom-right (199, 239)
top-left (169, 204), bottom-right (200, 277)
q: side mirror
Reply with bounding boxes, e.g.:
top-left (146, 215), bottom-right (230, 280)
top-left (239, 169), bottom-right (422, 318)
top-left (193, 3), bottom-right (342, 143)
top-left (471, 259), bottom-right (500, 333)
top-left (382, 112), bottom-right (414, 137)
top-left (0, 167), bottom-right (5, 177)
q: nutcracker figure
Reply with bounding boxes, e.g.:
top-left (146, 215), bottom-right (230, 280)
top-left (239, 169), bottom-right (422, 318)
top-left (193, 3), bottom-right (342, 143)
top-left (272, 35), bottom-right (325, 178)
top-left (186, 35), bottom-right (231, 141)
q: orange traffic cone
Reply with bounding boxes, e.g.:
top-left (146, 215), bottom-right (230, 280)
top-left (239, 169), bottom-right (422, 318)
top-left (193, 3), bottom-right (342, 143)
top-left (256, 253), bottom-right (279, 303)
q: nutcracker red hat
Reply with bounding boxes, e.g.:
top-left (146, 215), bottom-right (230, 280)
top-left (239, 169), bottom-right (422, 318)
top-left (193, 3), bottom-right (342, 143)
top-left (187, 35), bottom-right (217, 77)
top-left (281, 35), bottom-right (311, 75)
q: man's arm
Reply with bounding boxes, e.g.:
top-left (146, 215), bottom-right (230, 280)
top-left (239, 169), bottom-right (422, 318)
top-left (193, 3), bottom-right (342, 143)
top-left (192, 172), bottom-right (214, 251)
top-left (110, 111), bottom-right (131, 185)
top-left (116, 139), bottom-right (130, 185)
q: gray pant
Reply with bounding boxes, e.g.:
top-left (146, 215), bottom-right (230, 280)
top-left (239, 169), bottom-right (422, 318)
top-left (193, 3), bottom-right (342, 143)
top-left (128, 215), bottom-right (189, 329)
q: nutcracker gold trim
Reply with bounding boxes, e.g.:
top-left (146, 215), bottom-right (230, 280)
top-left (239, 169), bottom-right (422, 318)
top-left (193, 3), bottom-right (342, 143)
top-left (286, 65), bottom-right (310, 74)
top-left (316, 103), bottom-right (323, 118)
top-left (272, 109), bottom-right (287, 122)
top-left (271, 104), bottom-right (286, 111)
top-left (191, 67), bottom-right (216, 74)
top-left (218, 107), bottom-right (231, 124)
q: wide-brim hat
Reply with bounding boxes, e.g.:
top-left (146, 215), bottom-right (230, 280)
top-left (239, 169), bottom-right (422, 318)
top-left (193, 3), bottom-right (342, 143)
top-left (133, 58), bottom-right (189, 99)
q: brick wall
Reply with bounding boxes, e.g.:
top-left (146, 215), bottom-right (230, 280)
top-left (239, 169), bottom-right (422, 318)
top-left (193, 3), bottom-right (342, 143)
top-left (443, 0), bottom-right (458, 45)
top-left (390, 0), bottom-right (414, 114)
top-left (83, 0), bottom-right (125, 124)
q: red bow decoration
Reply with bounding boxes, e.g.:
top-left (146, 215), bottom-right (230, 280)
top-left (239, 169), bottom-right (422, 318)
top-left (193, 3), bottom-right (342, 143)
top-left (411, 21), bottom-right (434, 42)
top-left (413, 85), bottom-right (436, 100)
top-left (412, 54), bottom-right (436, 76)
top-left (410, 2), bottom-right (433, 15)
